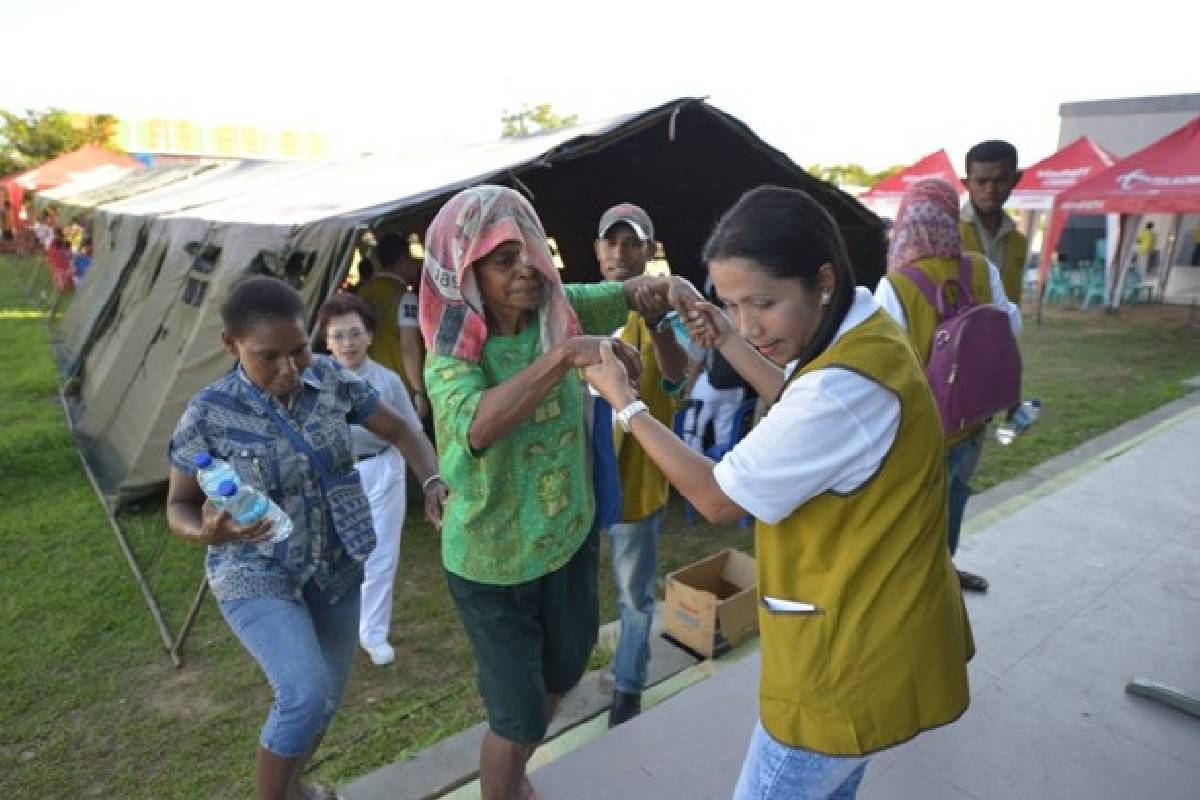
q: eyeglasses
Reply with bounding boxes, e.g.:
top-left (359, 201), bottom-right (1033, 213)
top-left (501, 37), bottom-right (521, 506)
top-left (327, 328), bottom-right (367, 344)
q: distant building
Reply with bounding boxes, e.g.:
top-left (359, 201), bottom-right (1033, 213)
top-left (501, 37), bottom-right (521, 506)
top-left (104, 116), bottom-right (332, 161)
top-left (1058, 93), bottom-right (1200, 157)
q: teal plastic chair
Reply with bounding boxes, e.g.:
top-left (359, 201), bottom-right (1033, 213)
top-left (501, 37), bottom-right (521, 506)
top-left (1080, 261), bottom-right (1108, 310)
top-left (1122, 265), bottom-right (1155, 304)
top-left (1043, 264), bottom-right (1072, 305)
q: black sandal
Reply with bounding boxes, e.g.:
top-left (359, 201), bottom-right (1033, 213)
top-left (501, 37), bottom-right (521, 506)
top-left (957, 569), bottom-right (989, 593)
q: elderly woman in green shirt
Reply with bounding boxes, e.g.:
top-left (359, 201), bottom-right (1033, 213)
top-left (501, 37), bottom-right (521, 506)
top-left (420, 185), bottom-right (682, 800)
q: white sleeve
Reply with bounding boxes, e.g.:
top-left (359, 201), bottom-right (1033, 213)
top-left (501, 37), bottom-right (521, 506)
top-left (986, 259), bottom-right (1023, 336)
top-left (712, 368), bottom-right (900, 524)
top-left (873, 277), bottom-right (908, 331)
top-left (388, 372), bottom-right (421, 426)
top-left (397, 291), bottom-right (420, 329)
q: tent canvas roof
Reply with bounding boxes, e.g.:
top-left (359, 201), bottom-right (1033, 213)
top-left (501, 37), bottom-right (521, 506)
top-left (45, 161), bottom-right (223, 214)
top-left (1008, 136), bottom-right (1115, 210)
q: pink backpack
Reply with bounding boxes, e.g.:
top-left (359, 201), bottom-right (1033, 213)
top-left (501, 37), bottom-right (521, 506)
top-left (899, 257), bottom-right (1021, 437)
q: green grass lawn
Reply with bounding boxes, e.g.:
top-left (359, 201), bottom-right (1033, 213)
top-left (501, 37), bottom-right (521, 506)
top-left (2, 256), bottom-right (1198, 798)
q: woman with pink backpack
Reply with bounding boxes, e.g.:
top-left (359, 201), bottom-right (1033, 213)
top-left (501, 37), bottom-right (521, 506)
top-left (874, 178), bottom-right (1022, 593)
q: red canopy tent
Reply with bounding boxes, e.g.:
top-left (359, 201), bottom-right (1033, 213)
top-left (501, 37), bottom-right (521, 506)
top-left (860, 149), bottom-right (960, 215)
top-left (1008, 136), bottom-right (1114, 211)
top-left (3, 144), bottom-right (142, 228)
top-left (1041, 116), bottom-right (1200, 299)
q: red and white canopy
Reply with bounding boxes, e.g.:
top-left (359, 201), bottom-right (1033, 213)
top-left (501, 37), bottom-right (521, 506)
top-left (861, 149), bottom-right (960, 200)
top-left (1042, 116), bottom-right (1200, 279)
top-left (1007, 136), bottom-right (1114, 211)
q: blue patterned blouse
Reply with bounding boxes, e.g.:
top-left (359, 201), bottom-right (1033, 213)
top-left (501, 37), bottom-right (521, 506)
top-left (169, 355), bottom-right (379, 603)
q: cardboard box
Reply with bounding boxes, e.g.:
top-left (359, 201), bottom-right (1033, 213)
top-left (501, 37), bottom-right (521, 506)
top-left (662, 548), bottom-right (758, 658)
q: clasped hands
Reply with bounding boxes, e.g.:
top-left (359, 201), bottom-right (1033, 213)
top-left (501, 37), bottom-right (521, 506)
top-left (584, 276), bottom-right (735, 408)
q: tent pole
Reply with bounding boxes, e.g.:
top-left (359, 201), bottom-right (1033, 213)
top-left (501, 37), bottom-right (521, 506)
top-left (58, 389), bottom-right (181, 667)
top-left (171, 577), bottom-right (210, 665)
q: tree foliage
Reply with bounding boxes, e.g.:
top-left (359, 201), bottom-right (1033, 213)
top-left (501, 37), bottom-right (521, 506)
top-left (500, 104), bottom-right (580, 138)
top-left (0, 108), bottom-right (120, 176)
top-left (807, 162), bottom-right (905, 190)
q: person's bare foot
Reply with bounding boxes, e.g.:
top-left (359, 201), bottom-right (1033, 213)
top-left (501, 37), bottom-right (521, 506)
top-left (518, 775), bottom-right (538, 800)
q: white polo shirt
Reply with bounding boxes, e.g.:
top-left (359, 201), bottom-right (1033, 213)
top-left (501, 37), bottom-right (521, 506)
top-left (713, 288), bottom-right (901, 525)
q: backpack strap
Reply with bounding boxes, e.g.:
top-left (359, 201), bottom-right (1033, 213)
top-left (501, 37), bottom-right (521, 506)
top-left (898, 259), bottom-right (977, 320)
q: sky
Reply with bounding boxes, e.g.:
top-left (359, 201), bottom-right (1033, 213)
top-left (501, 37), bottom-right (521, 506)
top-left (3, 0), bottom-right (1197, 172)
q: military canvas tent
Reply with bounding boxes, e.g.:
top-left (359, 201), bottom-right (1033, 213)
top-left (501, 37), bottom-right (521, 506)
top-left (55, 97), bottom-right (884, 507)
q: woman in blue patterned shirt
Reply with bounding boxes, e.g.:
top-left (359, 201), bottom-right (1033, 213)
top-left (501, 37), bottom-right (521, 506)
top-left (166, 276), bottom-right (446, 800)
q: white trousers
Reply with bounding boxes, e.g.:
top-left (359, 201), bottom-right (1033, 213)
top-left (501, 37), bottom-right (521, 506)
top-left (685, 385), bottom-right (745, 453)
top-left (356, 448), bottom-right (407, 648)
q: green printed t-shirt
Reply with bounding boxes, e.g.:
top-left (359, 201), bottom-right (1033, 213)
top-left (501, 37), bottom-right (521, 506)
top-left (426, 282), bottom-right (628, 585)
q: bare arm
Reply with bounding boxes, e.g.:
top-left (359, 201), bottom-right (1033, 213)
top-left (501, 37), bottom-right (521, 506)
top-left (623, 275), bottom-right (691, 385)
top-left (399, 326), bottom-right (429, 418)
top-left (683, 298), bottom-right (786, 401)
top-left (584, 341), bottom-right (747, 524)
top-left (467, 336), bottom-right (643, 453)
top-left (362, 399), bottom-right (447, 528)
top-left (362, 400), bottom-right (439, 484)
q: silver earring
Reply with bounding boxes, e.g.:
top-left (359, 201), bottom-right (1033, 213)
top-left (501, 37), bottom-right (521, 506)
top-left (820, 292), bottom-right (832, 306)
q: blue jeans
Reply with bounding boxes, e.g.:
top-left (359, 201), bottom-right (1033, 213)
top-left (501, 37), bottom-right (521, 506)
top-left (733, 720), bottom-right (869, 800)
top-left (946, 431), bottom-right (985, 556)
top-left (604, 508), bottom-right (665, 695)
top-left (218, 581), bottom-right (361, 757)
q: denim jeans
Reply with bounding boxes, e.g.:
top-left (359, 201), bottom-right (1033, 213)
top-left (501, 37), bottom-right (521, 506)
top-left (604, 508), bottom-right (665, 694)
top-left (218, 580), bottom-right (361, 756)
top-left (733, 720), bottom-right (869, 800)
top-left (946, 430), bottom-right (985, 556)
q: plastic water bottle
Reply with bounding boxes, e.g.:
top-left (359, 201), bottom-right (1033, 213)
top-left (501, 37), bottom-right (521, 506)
top-left (996, 399), bottom-right (1042, 446)
top-left (193, 451), bottom-right (237, 509)
top-left (664, 311), bottom-right (707, 361)
top-left (216, 479), bottom-right (294, 543)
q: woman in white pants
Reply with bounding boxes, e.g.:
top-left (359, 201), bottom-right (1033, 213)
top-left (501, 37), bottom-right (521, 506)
top-left (319, 293), bottom-right (426, 666)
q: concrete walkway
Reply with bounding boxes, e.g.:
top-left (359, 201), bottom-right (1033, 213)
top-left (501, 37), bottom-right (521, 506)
top-left (528, 399), bottom-right (1200, 799)
top-left (347, 393), bottom-right (1200, 799)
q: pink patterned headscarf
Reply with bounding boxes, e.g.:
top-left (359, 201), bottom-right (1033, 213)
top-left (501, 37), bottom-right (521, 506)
top-left (887, 178), bottom-right (962, 272)
top-left (419, 185), bottom-right (582, 363)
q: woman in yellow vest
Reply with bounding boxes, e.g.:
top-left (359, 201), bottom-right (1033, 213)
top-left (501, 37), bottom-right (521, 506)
top-left (875, 178), bottom-right (1022, 593)
top-left (584, 186), bottom-right (973, 799)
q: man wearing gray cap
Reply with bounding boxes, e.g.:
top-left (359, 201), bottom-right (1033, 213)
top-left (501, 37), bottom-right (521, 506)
top-left (594, 203), bottom-right (688, 727)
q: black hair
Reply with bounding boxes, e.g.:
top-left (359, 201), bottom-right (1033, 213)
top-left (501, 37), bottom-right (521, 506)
top-left (965, 140), bottom-right (1019, 173)
top-left (315, 292), bottom-right (377, 344)
top-left (375, 233), bottom-right (409, 269)
top-left (1146, 221), bottom-right (1155, 230)
top-left (701, 186), bottom-right (856, 369)
top-left (220, 275), bottom-right (306, 338)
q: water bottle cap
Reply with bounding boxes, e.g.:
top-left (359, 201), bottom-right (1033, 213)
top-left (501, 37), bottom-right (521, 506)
top-left (193, 452), bottom-right (213, 468)
top-left (217, 479), bottom-right (238, 497)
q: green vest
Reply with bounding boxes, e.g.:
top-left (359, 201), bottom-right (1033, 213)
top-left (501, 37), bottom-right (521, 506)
top-left (756, 309), bottom-right (974, 755)
top-left (888, 253), bottom-right (992, 447)
top-left (960, 219), bottom-right (1028, 305)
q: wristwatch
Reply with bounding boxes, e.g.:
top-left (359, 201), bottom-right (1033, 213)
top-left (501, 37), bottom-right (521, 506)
top-left (615, 400), bottom-right (650, 432)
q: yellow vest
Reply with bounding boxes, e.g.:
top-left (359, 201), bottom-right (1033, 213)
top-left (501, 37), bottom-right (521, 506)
top-left (888, 253), bottom-right (992, 447)
top-left (756, 309), bottom-right (973, 755)
top-left (959, 219), bottom-right (1028, 305)
top-left (613, 312), bottom-right (676, 521)
top-left (356, 273), bottom-right (410, 389)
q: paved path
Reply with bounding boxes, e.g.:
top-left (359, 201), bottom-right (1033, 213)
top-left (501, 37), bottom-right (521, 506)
top-left (345, 393), bottom-right (1200, 799)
